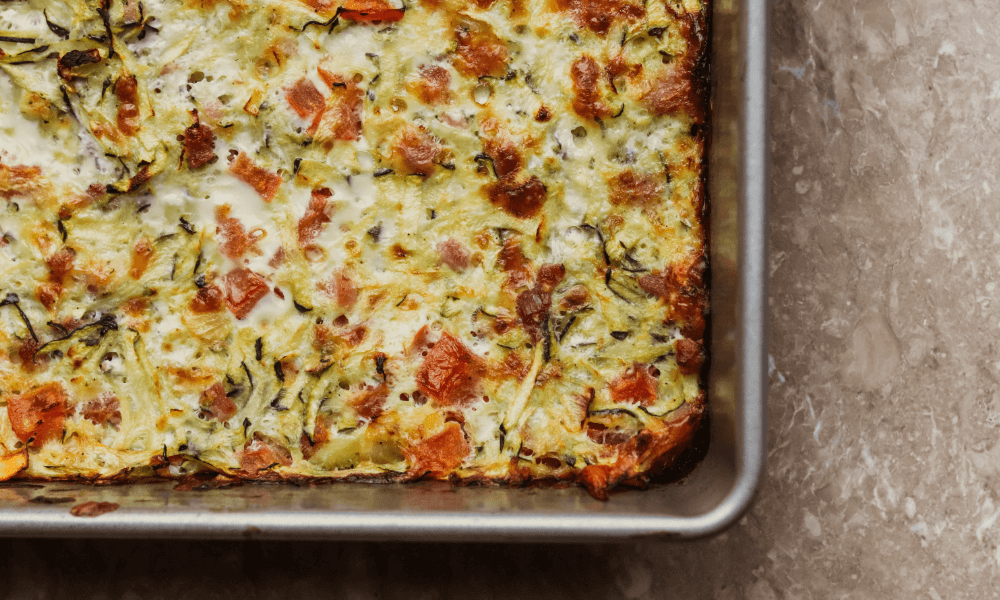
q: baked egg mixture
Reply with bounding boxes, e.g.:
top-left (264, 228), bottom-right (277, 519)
top-left (0, 0), bottom-right (708, 499)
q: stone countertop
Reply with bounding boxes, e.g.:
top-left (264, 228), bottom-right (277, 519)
top-left (3, 0), bottom-right (999, 597)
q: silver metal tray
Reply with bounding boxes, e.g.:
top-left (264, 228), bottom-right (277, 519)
top-left (0, 0), bottom-right (768, 541)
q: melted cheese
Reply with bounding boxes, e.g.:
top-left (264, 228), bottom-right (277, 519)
top-left (0, 0), bottom-right (708, 492)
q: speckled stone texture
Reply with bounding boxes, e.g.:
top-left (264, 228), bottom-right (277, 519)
top-left (4, 0), bottom-right (1000, 597)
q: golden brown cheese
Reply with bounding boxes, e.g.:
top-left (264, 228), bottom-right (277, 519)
top-left (0, 0), bottom-right (708, 500)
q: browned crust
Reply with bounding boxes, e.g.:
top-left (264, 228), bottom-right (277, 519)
top-left (579, 401), bottom-right (705, 500)
top-left (3, 400), bottom-right (703, 500)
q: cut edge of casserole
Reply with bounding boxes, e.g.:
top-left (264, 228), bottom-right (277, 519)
top-left (0, 0), bottom-right (709, 501)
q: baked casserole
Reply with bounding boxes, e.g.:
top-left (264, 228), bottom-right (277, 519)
top-left (0, 0), bottom-right (708, 499)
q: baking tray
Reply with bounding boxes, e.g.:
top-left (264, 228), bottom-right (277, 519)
top-left (0, 0), bottom-right (768, 541)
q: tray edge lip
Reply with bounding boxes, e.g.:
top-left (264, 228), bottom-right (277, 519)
top-left (0, 0), bottom-right (770, 542)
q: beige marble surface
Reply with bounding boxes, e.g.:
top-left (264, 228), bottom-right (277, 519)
top-left (4, 0), bottom-right (1000, 597)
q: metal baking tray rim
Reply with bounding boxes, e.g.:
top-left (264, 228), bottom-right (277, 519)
top-left (0, 0), bottom-right (768, 541)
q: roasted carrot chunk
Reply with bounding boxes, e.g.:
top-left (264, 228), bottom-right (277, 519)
top-left (215, 205), bottom-right (262, 260)
top-left (312, 70), bottom-right (364, 144)
top-left (608, 364), bottom-right (658, 406)
top-left (404, 421), bottom-right (470, 475)
top-left (352, 383), bottom-right (388, 420)
top-left (298, 188), bottom-right (333, 246)
top-left (230, 153), bottom-right (282, 201)
top-left (285, 78), bottom-right (325, 118)
top-left (222, 268), bottom-right (270, 320)
top-left (7, 382), bottom-right (68, 448)
top-left (239, 433), bottom-right (292, 474)
top-left (319, 269), bottom-right (358, 309)
top-left (200, 383), bottom-right (237, 421)
top-left (416, 333), bottom-right (480, 406)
